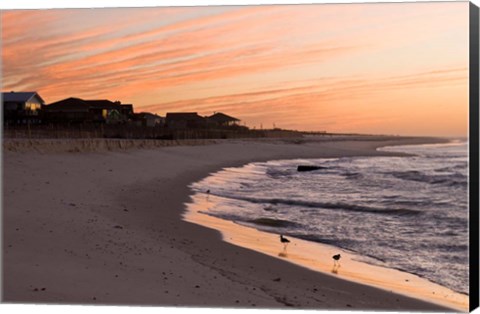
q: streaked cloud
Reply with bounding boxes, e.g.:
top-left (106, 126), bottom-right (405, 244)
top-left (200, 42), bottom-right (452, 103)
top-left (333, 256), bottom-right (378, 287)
top-left (1, 2), bottom-right (469, 136)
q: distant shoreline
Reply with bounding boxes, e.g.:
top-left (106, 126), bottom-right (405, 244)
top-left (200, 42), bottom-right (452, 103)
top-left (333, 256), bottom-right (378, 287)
top-left (3, 135), bottom-right (461, 310)
top-left (2, 133), bottom-right (449, 153)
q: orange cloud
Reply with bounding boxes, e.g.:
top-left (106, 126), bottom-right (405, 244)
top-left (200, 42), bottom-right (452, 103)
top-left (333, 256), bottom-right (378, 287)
top-left (1, 2), bottom-right (469, 136)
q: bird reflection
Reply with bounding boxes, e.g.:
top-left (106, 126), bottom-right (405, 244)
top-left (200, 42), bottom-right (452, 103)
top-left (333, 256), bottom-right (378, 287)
top-left (278, 251), bottom-right (288, 258)
top-left (331, 264), bottom-right (340, 274)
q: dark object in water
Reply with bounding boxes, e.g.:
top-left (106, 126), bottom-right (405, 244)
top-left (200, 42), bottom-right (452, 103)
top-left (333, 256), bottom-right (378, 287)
top-left (249, 218), bottom-right (295, 227)
top-left (297, 165), bottom-right (326, 172)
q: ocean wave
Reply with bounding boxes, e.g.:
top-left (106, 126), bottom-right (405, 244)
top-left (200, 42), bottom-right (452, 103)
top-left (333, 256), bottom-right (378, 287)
top-left (209, 192), bottom-right (421, 216)
top-left (265, 168), bottom-right (294, 178)
top-left (342, 171), bottom-right (363, 179)
top-left (389, 170), bottom-right (467, 187)
top-left (247, 218), bottom-right (300, 228)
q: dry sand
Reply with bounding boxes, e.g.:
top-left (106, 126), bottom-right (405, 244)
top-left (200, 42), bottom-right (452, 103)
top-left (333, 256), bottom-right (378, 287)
top-left (2, 135), bottom-right (463, 311)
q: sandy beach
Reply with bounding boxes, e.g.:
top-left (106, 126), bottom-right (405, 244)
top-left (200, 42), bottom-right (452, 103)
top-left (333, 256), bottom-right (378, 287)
top-left (2, 135), bottom-right (464, 311)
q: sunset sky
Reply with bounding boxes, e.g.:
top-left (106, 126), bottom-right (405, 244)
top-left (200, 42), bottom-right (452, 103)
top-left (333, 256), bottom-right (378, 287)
top-left (1, 2), bottom-right (469, 136)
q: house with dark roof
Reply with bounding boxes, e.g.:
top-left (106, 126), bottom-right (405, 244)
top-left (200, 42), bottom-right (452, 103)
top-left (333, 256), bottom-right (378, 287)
top-left (2, 91), bottom-right (45, 125)
top-left (134, 112), bottom-right (165, 127)
top-left (207, 112), bottom-right (240, 127)
top-left (44, 97), bottom-right (130, 124)
top-left (165, 112), bottom-right (206, 129)
top-left (120, 104), bottom-right (134, 120)
top-left (44, 97), bottom-right (91, 123)
top-left (85, 99), bottom-right (125, 124)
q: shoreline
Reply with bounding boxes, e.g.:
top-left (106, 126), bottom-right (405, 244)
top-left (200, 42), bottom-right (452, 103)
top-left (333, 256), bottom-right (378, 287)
top-left (184, 156), bottom-right (468, 312)
top-left (3, 135), bottom-right (463, 311)
top-left (184, 207), bottom-right (468, 311)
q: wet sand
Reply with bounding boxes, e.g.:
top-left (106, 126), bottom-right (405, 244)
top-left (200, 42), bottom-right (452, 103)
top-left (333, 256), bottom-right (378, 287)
top-left (186, 194), bottom-right (468, 311)
top-left (2, 135), bottom-right (463, 311)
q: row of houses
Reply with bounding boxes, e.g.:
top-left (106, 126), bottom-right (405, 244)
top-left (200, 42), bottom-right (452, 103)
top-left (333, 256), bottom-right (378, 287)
top-left (2, 91), bottom-right (241, 129)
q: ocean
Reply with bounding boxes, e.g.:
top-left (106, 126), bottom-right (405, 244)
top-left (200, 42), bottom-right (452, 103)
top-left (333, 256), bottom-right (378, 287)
top-left (189, 141), bottom-right (469, 295)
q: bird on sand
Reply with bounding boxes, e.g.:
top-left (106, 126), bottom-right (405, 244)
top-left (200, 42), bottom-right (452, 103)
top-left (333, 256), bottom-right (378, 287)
top-left (280, 235), bottom-right (290, 249)
top-left (332, 254), bottom-right (341, 265)
top-left (206, 189), bottom-right (210, 194)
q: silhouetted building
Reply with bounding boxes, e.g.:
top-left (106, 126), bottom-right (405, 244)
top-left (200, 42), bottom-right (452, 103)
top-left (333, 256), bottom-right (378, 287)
top-left (207, 112), bottom-right (240, 127)
top-left (44, 97), bottom-right (91, 123)
top-left (165, 112), bottom-right (206, 129)
top-left (134, 112), bottom-right (164, 127)
top-left (2, 91), bottom-right (45, 125)
top-left (121, 104), bottom-right (134, 120)
top-left (86, 99), bottom-right (125, 124)
top-left (44, 97), bottom-right (130, 124)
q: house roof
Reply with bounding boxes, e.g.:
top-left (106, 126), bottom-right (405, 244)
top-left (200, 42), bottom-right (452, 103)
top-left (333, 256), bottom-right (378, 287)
top-left (46, 97), bottom-right (90, 112)
top-left (85, 100), bottom-right (122, 110)
top-left (208, 112), bottom-right (240, 123)
top-left (46, 98), bottom-right (124, 112)
top-left (2, 91), bottom-right (45, 104)
top-left (166, 112), bottom-right (204, 121)
top-left (136, 112), bottom-right (163, 119)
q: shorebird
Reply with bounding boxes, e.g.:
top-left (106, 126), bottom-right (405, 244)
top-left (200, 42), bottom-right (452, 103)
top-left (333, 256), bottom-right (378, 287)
top-left (332, 254), bottom-right (341, 266)
top-left (280, 235), bottom-right (290, 249)
top-left (206, 189), bottom-right (210, 194)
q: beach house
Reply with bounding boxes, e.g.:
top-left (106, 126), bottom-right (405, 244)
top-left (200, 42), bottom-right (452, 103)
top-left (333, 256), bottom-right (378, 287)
top-left (2, 91), bottom-right (45, 125)
top-left (207, 112), bottom-right (240, 127)
top-left (134, 112), bottom-right (165, 127)
top-left (44, 97), bottom-right (130, 124)
top-left (120, 104), bottom-right (134, 121)
top-left (86, 99), bottom-right (126, 124)
top-left (165, 112), bottom-right (206, 129)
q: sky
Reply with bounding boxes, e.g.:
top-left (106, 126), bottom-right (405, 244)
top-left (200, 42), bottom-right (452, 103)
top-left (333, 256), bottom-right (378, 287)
top-left (1, 2), bottom-right (470, 136)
